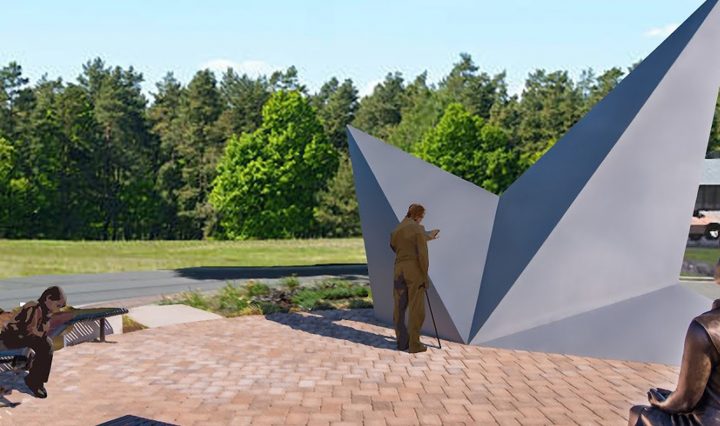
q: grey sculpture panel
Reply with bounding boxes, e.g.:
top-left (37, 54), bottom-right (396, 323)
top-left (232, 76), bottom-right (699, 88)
top-left (347, 126), bottom-right (497, 342)
top-left (471, 0), bottom-right (720, 341)
top-left (347, 0), bottom-right (720, 363)
top-left (472, 0), bottom-right (720, 344)
top-left (483, 285), bottom-right (711, 365)
top-left (347, 129), bottom-right (464, 342)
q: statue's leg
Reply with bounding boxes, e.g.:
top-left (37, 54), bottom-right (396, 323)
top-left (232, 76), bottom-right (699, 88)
top-left (628, 405), bottom-right (644, 426)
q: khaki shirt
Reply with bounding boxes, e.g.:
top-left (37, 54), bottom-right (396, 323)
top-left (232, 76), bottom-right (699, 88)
top-left (0, 301), bottom-right (50, 340)
top-left (390, 217), bottom-right (431, 284)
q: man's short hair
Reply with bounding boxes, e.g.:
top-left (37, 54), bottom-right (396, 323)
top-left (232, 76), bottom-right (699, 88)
top-left (406, 203), bottom-right (425, 219)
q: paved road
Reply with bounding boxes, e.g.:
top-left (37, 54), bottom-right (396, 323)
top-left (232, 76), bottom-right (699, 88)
top-left (2, 264), bottom-right (719, 311)
top-left (0, 264), bottom-right (369, 310)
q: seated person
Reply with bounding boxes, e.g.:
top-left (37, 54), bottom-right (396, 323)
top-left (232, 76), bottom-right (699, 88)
top-left (0, 286), bottom-right (66, 398)
top-left (628, 299), bottom-right (720, 425)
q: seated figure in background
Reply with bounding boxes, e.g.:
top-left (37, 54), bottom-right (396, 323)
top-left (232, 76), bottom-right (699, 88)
top-left (628, 299), bottom-right (720, 425)
top-left (0, 286), bottom-right (66, 399)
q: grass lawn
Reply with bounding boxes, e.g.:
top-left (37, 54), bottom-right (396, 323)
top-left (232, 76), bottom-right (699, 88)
top-left (0, 239), bottom-right (366, 279)
top-left (2, 238), bottom-right (718, 280)
top-left (684, 247), bottom-right (720, 266)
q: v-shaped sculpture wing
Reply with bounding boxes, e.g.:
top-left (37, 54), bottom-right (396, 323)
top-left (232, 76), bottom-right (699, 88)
top-left (347, 0), bottom-right (720, 364)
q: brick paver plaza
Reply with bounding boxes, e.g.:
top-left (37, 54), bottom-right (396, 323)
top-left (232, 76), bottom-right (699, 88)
top-left (0, 309), bottom-right (678, 425)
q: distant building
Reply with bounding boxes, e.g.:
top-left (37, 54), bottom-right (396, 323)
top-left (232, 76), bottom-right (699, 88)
top-left (696, 159), bottom-right (720, 211)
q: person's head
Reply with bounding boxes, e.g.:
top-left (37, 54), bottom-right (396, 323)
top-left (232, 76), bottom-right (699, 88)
top-left (38, 286), bottom-right (66, 313)
top-left (406, 203), bottom-right (426, 224)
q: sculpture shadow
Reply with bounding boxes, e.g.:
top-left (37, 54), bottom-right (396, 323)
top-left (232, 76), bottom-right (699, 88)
top-left (265, 309), bottom-right (399, 350)
top-left (174, 264), bottom-right (368, 282)
top-left (96, 414), bottom-right (178, 425)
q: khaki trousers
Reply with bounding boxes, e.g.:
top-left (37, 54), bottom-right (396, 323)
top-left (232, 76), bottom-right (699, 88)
top-left (393, 262), bottom-right (426, 351)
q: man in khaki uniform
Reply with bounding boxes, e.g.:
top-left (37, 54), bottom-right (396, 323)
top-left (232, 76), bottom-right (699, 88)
top-left (390, 204), bottom-right (439, 353)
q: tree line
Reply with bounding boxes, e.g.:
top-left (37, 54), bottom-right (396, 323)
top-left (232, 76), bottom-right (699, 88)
top-left (2, 54), bottom-right (719, 240)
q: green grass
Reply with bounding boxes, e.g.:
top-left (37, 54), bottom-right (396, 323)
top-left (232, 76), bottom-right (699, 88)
top-left (2, 238), bottom-right (715, 280)
top-left (684, 247), bottom-right (720, 266)
top-left (0, 238), bottom-right (366, 279)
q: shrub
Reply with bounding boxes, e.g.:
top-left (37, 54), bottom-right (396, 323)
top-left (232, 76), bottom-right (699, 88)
top-left (244, 281), bottom-right (271, 297)
top-left (176, 290), bottom-right (212, 311)
top-left (280, 275), bottom-right (301, 291)
top-left (218, 283), bottom-right (249, 312)
top-left (252, 301), bottom-right (287, 314)
top-left (347, 299), bottom-right (373, 309)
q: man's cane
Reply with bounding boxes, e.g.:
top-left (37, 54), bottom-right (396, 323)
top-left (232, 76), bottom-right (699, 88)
top-left (425, 289), bottom-right (442, 349)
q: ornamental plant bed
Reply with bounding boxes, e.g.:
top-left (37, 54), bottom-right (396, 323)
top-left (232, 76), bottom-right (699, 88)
top-left (160, 277), bottom-right (373, 317)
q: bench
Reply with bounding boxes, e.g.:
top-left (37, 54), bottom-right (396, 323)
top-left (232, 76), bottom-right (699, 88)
top-left (0, 307), bottom-right (128, 373)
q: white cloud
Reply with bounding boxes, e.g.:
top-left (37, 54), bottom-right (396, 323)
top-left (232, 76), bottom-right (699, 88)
top-left (644, 23), bottom-right (679, 38)
top-left (359, 79), bottom-right (382, 98)
top-left (200, 59), bottom-right (276, 77)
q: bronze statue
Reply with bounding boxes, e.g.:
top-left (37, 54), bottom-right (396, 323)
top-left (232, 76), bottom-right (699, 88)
top-left (628, 299), bottom-right (720, 425)
top-left (390, 203), bottom-right (439, 353)
top-left (0, 286), bottom-right (66, 398)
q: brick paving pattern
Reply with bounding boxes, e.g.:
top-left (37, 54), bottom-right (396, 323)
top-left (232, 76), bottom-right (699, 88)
top-left (0, 309), bottom-right (678, 425)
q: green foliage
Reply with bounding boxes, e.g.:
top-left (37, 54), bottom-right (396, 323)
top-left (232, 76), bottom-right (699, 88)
top-left (347, 299), bottom-right (373, 309)
top-left (388, 72), bottom-right (444, 152)
top-left (162, 277), bottom-right (370, 316)
top-left (216, 69), bottom-right (271, 139)
top-left (14, 54), bottom-right (717, 241)
top-left (352, 72), bottom-right (406, 141)
top-left (437, 53), bottom-right (509, 120)
top-left (149, 73), bottom-right (186, 239)
top-left (313, 77), bottom-right (359, 151)
top-left (514, 69), bottom-right (584, 158)
top-left (0, 137), bottom-right (14, 235)
top-left (175, 290), bottom-right (212, 311)
top-left (217, 283), bottom-right (249, 311)
top-left (176, 69), bottom-right (224, 239)
top-left (291, 279), bottom-right (370, 310)
top-left (244, 281), bottom-right (271, 297)
top-left (414, 103), bottom-right (520, 194)
top-left (210, 90), bottom-right (338, 239)
top-left (279, 275), bottom-right (301, 291)
top-left (251, 301), bottom-right (287, 314)
top-left (313, 152), bottom-right (361, 237)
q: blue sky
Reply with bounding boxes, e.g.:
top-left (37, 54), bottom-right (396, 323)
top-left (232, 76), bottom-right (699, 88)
top-left (1, 0), bottom-right (706, 99)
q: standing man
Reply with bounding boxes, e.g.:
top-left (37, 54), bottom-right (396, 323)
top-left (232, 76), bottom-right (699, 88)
top-left (0, 286), bottom-right (66, 398)
top-left (390, 204), bottom-right (439, 353)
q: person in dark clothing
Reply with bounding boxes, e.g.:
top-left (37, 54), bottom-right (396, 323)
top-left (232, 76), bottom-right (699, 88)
top-left (0, 286), bottom-right (66, 398)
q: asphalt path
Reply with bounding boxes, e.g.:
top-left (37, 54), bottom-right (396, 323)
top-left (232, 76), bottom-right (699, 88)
top-left (0, 264), bottom-right (369, 310)
top-left (2, 263), bottom-right (719, 311)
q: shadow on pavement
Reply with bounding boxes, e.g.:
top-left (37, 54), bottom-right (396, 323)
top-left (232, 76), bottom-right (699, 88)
top-left (0, 372), bottom-right (35, 405)
top-left (96, 414), bottom-right (178, 425)
top-left (265, 309), bottom-right (400, 350)
top-left (174, 263), bottom-right (368, 281)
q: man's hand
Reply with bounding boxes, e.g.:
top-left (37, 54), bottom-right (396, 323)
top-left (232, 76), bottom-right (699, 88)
top-left (428, 229), bottom-right (440, 240)
top-left (647, 388), bottom-right (668, 408)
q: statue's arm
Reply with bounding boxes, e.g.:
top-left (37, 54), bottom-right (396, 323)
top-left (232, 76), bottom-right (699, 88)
top-left (653, 320), bottom-right (713, 413)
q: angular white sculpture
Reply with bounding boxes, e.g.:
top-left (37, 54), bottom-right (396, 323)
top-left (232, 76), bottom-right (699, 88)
top-left (347, 0), bottom-right (720, 365)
